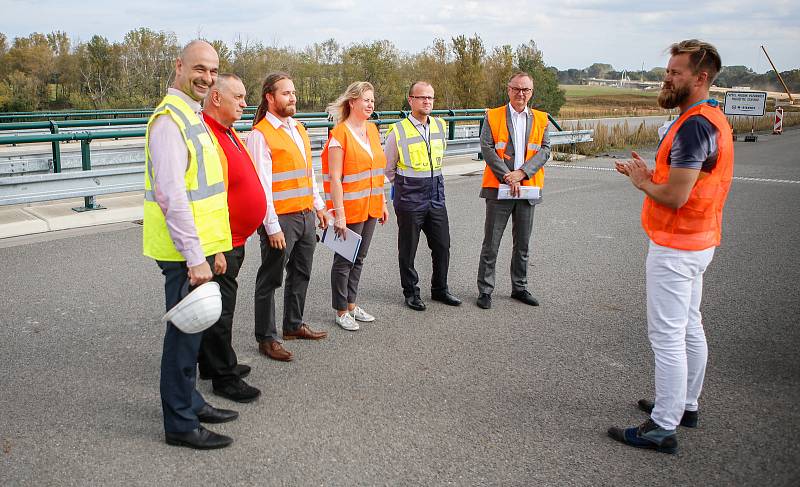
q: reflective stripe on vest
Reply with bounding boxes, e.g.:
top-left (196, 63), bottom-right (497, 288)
top-left (641, 103), bottom-right (734, 250)
top-left (253, 118), bottom-right (315, 214)
top-left (144, 103), bottom-right (225, 202)
top-left (143, 94), bottom-right (231, 261)
top-left (321, 123), bottom-right (386, 224)
top-left (392, 117), bottom-right (446, 178)
top-left (482, 105), bottom-right (548, 190)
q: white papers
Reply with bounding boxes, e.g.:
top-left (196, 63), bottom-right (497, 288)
top-left (498, 184), bottom-right (541, 200)
top-left (320, 223), bottom-right (362, 263)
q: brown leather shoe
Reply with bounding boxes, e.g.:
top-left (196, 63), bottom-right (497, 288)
top-left (258, 340), bottom-right (293, 362)
top-left (283, 324), bottom-right (328, 341)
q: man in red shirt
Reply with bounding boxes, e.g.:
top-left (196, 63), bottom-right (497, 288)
top-left (200, 73), bottom-right (267, 402)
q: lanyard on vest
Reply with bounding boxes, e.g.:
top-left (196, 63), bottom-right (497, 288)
top-left (656, 99), bottom-right (719, 151)
top-left (411, 118), bottom-right (434, 177)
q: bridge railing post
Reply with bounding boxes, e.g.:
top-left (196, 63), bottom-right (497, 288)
top-left (73, 135), bottom-right (104, 212)
top-left (49, 121), bottom-right (62, 173)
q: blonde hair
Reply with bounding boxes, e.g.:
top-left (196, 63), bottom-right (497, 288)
top-left (669, 39), bottom-right (722, 85)
top-left (326, 81), bottom-right (374, 124)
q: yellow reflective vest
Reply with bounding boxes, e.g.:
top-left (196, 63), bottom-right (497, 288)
top-left (389, 116), bottom-right (446, 177)
top-left (143, 94), bottom-right (232, 261)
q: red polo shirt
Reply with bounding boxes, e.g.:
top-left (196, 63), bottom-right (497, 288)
top-left (203, 113), bottom-right (267, 247)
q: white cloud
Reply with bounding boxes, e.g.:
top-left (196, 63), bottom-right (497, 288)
top-left (2, 0), bottom-right (797, 71)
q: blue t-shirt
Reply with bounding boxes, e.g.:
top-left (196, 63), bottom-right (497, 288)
top-left (669, 115), bottom-right (718, 172)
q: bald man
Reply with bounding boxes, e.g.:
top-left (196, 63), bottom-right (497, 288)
top-left (144, 40), bottom-right (236, 450)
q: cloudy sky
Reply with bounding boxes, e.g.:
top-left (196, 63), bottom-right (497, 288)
top-left (3, 0), bottom-right (798, 72)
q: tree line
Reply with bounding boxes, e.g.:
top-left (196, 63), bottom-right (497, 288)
top-left (0, 29), bottom-right (566, 115)
top-left (3, 29), bottom-right (795, 115)
top-left (557, 62), bottom-right (800, 93)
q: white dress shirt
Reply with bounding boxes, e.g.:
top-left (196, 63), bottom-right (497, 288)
top-left (508, 103), bottom-right (529, 171)
top-left (246, 111), bottom-right (325, 235)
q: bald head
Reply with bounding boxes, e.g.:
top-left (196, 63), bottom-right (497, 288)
top-left (174, 40), bottom-right (219, 102)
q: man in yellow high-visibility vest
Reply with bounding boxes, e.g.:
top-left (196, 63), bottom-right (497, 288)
top-left (143, 40), bottom-right (237, 450)
top-left (385, 81), bottom-right (461, 311)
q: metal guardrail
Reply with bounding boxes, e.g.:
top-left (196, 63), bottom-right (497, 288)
top-left (0, 111), bottom-right (589, 208)
top-left (0, 107), bottom-right (491, 124)
top-left (0, 132), bottom-right (593, 207)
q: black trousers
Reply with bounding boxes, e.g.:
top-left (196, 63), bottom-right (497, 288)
top-left (254, 211), bottom-right (317, 342)
top-left (157, 256), bottom-right (214, 434)
top-left (395, 206), bottom-right (451, 298)
top-left (198, 245), bottom-right (245, 388)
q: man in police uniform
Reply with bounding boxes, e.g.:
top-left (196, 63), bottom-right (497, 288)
top-left (385, 81), bottom-right (461, 311)
top-left (476, 72), bottom-right (551, 310)
top-left (609, 40), bottom-right (733, 454)
top-left (144, 40), bottom-right (237, 450)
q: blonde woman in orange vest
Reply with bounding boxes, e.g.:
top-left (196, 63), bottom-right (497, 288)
top-left (321, 81), bottom-right (389, 331)
top-left (247, 73), bottom-right (329, 363)
top-left (609, 40), bottom-right (734, 454)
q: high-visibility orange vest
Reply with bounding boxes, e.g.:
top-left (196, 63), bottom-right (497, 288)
top-left (482, 106), bottom-right (548, 189)
top-left (253, 117), bottom-right (315, 214)
top-left (642, 102), bottom-right (734, 250)
top-left (321, 122), bottom-right (386, 224)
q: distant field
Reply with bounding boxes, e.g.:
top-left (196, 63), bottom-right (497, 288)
top-left (560, 84), bottom-right (660, 98)
top-left (558, 84), bottom-right (666, 119)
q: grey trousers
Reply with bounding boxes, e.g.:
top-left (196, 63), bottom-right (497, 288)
top-left (477, 199), bottom-right (536, 295)
top-left (254, 210), bottom-right (317, 343)
top-left (331, 217), bottom-right (377, 311)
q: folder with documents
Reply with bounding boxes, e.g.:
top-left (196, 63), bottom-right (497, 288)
top-left (320, 223), bottom-right (363, 263)
top-left (497, 184), bottom-right (541, 200)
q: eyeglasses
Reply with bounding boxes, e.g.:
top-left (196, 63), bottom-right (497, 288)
top-left (409, 96), bottom-right (435, 101)
top-left (508, 87), bottom-right (532, 94)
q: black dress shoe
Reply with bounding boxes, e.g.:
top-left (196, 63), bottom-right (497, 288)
top-left (405, 295), bottom-right (426, 311)
top-left (199, 363), bottom-right (251, 381)
top-left (476, 293), bottom-right (492, 309)
top-left (511, 290), bottom-right (539, 306)
top-left (196, 403), bottom-right (239, 424)
top-left (431, 290), bottom-right (462, 306)
top-left (165, 426), bottom-right (233, 450)
top-left (213, 378), bottom-right (261, 403)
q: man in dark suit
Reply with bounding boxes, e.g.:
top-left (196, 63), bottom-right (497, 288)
top-left (476, 71), bottom-right (551, 310)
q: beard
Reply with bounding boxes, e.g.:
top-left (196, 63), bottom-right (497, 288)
top-left (658, 82), bottom-right (691, 109)
top-left (276, 102), bottom-right (296, 118)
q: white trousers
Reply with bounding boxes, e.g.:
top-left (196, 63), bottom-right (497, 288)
top-left (646, 240), bottom-right (715, 430)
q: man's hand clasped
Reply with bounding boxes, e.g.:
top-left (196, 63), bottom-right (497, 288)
top-left (615, 151), bottom-right (654, 190)
top-left (503, 169), bottom-right (526, 197)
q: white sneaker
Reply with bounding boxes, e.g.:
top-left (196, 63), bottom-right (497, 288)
top-left (335, 312), bottom-right (359, 331)
top-left (351, 306), bottom-right (375, 322)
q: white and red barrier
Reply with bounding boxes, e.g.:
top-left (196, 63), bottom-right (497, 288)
top-left (774, 107), bottom-right (783, 135)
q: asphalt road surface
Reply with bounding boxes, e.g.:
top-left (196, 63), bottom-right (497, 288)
top-left (1, 129), bottom-right (799, 486)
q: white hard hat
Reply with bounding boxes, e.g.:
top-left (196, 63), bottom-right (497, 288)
top-left (162, 281), bottom-right (222, 334)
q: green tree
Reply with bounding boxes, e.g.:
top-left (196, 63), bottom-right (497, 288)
top-left (209, 40), bottom-right (233, 73)
top-left (341, 40), bottom-right (403, 109)
top-left (451, 34), bottom-right (486, 108)
top-left (515, 40), bottom-right (565, 115)
top-left (407, 38), bottom-right (455, 109)
top-left (586, 62), bottom-right (614, 79)
top-left (230, 37), bottom-right (269, 106)
top-left (296, 39), bottom-right (342, 110)
top-left (484, 45), bottom-right (514, 107)
top-left (119, 28), bottom-right (179, 106)
top-left (75, 35), bottom-right (120, 108)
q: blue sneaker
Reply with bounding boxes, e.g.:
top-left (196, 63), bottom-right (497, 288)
top-left (608, 419), bottom-right (678, 454)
